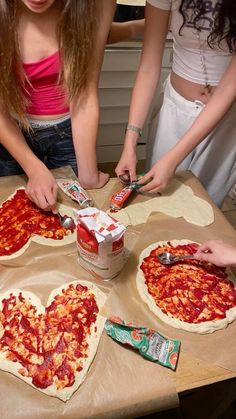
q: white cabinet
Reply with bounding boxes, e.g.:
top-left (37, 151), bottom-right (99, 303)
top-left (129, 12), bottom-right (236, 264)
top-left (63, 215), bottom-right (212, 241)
top-left (97, 41), bottom-right (173, 163)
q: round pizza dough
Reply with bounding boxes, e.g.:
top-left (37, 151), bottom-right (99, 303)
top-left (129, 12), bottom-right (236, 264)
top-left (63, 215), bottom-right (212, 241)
top-left (136, 240), bottom-right (236, 334)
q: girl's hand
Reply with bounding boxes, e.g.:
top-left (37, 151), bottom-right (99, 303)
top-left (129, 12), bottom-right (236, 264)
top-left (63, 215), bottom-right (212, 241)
top-left (26, 165), bottom-right (58, 212)
top-left (115, 145), bottom-right (137, 183)
top-left (194, 240), bottom-right (236, 267)
top-left (137, 155), bottom-right (176, 194)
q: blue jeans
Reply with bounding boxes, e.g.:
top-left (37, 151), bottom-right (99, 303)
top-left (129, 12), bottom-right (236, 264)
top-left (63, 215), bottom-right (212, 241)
top-left (0, 118), bottom-right (78, 176)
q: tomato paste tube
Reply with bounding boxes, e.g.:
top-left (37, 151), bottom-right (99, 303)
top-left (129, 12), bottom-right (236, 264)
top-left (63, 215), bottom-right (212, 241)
top-left (110, 186), bottom-right (134, 211)
top-left (105, 317), bottom-right (180, 370)
top-left (57, 179), bottom-right (93, 208)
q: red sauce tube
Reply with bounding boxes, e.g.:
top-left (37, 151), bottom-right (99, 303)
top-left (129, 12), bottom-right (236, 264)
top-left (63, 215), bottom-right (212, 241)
top-left (110, 186), bottom-right (133, 211)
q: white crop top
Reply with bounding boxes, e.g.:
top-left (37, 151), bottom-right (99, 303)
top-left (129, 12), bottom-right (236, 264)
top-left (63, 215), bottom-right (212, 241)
top-left (147, 0), bottom-right (232, 85)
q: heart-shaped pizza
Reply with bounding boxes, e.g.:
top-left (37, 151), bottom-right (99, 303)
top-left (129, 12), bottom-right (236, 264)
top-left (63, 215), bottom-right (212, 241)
top-left (0, 188), bottom-right (76, 260)
top-left (0, 280), bottom-right (106, 401)
top-left (137, 240), bottom-right (236, 334)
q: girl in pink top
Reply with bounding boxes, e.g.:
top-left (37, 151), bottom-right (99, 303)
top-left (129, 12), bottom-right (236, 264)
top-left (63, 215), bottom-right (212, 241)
top-left (0, 0), bottom-right (116, 211)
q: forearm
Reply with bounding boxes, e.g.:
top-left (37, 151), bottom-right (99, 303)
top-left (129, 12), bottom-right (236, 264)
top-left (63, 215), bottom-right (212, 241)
top-left (129, 67), bottom-right (161, 129)
top-left (164, 94), bottom-right (235, 169)
top-left (0, 113), bottom-right (58, 209)
top-left (69, 0), bottom-right (115, 188)
top-left (70, 95), bottom-right (99, 180)
top-left (107, 20), bottom-right (144, 44)
top-left (163, 56), bottom-right (236, 169)
top-left (124, 6), bottom-right (169, 147)
top-left (0, 113), bottom-right (44, 175)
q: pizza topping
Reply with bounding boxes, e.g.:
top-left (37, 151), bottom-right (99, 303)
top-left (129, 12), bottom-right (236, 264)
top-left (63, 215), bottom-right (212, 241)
top-left (0, 284), bottom-right (99, 390)
top-left (140, 242), bottom-right (236, 323)
top-left (0, 189), bottom-right (75, 256)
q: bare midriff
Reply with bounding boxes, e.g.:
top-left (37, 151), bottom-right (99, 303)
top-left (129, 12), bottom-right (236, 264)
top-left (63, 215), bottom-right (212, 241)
top-left (28, 112), bottom-right (70, 121)
top-left (171, 71), bottom-right (217, 105)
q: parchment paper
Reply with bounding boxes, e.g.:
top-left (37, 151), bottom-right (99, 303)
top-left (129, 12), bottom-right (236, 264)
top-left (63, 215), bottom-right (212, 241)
top-left (106, 211), bottom-right (236, 374)
top-left (0, 168), bottom-right (179, 419)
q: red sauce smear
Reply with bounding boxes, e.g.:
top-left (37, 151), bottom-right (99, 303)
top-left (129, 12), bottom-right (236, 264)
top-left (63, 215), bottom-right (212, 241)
top-left (140, 242), bottom-right (236, 323)
top-left (0, 284), bottom-right (98, 390)
top-left (0, 189), bottom-right (75, 256)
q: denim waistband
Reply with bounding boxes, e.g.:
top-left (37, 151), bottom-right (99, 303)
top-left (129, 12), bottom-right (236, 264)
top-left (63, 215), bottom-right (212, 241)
top-left (27, 114), bottom-right (70, 128)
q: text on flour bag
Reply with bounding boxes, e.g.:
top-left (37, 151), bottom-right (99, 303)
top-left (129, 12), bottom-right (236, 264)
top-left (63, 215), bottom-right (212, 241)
top-left (75, 207), bottom-right (126, 280)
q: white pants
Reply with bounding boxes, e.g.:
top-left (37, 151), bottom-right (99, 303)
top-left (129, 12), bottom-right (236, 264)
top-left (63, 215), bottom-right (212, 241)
top-left (147, 76), bottom-right (236, 207)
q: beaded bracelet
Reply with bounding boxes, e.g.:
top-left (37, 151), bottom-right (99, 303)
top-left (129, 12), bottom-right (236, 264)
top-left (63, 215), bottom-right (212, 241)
top-left (125, 124), bottom-right (142, 137)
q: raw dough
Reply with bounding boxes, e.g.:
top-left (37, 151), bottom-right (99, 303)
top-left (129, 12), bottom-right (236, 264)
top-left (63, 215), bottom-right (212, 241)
top-left (108, 180), bottom-right (214, 227)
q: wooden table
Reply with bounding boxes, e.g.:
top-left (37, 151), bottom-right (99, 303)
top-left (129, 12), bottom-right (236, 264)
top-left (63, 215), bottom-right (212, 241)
top-left (95, 171), bottom-right (236, 419)
top-left (1, 167), bottom-right (236, 419)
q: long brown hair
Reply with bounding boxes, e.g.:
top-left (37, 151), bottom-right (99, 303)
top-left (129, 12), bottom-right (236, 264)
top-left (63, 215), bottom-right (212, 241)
top-left (0, 0), bottom-right (97, 126)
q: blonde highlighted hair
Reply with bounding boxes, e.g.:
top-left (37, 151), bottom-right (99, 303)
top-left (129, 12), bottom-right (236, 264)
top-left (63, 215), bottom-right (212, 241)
top-left (0, 0), bottom-right (97, 126)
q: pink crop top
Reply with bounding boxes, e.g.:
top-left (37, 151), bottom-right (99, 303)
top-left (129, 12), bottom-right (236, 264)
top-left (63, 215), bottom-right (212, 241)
top-left (23, 51), bottom-right (69, 115)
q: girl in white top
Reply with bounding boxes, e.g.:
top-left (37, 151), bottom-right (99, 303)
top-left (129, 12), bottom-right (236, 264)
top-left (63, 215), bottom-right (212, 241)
top-left (115, 0), bottom-right (236, 207)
